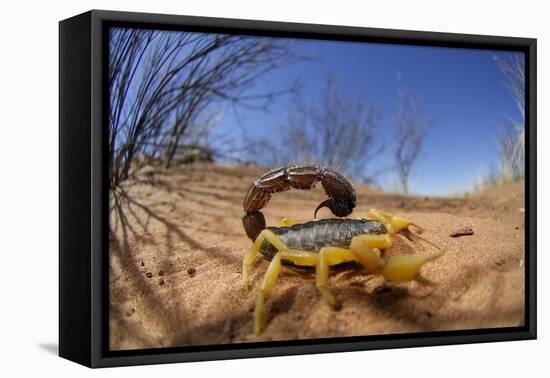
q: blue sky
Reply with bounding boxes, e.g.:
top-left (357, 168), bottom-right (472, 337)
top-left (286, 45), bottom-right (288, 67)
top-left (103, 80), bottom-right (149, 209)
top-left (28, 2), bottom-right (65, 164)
top-left (210, 37), bottom-right (523, 196)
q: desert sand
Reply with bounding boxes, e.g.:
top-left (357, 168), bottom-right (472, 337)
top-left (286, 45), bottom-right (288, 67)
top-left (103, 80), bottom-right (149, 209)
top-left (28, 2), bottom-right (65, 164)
top-left (109, 163), bottom-right (525, 350)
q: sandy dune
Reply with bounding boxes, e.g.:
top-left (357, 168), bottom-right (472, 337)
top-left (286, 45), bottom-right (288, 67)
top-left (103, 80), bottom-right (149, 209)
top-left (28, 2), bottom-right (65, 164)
top-left (109, 163), bottom-right (525, 350)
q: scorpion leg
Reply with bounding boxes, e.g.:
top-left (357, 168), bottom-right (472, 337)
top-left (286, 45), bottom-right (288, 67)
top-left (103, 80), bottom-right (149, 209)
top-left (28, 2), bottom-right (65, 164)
top-left (254, 252), bottom-right (283, 336)
top-left (254, 248), bottom-right (320, 336)
top-left (281, 249), bottom-right (318, 266)
top-left (316, 247), bottom-right (357, 307)
top-left (350, 234), bottom-right (390, 273)
top-left (242, 229), bottom-right (288, 290)
top-left (278, 218), bottom-right (300, 227)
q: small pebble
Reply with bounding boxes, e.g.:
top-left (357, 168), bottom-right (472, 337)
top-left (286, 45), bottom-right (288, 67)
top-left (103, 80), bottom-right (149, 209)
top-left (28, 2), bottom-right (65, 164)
top-left (159, 278), bottom-right (165, 285)
top-left (495, 257), bottom-right (506, 266)
top-left (145, 272), bottom-right (153, 278)
top-left (187, 267), bottom-right (196, 277)
top-left (140, 261), bottom-right (145, 267)
top-left (450, 226), bottom-right (474, 237)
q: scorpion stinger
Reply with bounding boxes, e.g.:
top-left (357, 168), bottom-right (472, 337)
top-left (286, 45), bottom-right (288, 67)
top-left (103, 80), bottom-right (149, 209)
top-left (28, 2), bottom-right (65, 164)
top-left (314, 197), bottom-right (356, 219)
top-left (313, 168), bottom-right (356, 218)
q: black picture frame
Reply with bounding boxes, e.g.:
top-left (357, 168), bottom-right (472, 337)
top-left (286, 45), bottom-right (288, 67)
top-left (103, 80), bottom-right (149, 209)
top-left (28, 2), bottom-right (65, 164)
top-left (59, 9), bottom-right (537, 368)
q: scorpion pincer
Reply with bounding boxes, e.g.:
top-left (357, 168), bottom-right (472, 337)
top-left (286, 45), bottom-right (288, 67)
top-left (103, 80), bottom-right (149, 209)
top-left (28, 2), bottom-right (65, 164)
top-left (241, 164), bottom-right (443, 336)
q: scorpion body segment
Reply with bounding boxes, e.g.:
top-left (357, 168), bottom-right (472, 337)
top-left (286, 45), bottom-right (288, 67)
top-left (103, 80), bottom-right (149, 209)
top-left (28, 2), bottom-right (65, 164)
top-left (242, 164), bottom-right (356, 240)
top-left (259, 218), bottom-right (387, 261)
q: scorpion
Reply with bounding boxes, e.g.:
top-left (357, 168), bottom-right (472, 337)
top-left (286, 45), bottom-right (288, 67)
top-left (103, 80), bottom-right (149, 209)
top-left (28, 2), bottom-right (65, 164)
top-left (241, 164), bottom-right (443, 336)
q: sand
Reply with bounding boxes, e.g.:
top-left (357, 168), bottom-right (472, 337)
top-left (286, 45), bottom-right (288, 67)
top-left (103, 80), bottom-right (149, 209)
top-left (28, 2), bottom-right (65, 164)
top-left (109, 163), bottom-right (525, 350)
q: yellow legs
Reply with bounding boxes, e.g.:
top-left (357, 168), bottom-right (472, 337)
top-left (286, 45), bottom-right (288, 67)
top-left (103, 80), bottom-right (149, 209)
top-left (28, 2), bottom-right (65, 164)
top-left (242, 209), bottom-right (443, 336)
top-left (242, 229), bottom-right (342, 335)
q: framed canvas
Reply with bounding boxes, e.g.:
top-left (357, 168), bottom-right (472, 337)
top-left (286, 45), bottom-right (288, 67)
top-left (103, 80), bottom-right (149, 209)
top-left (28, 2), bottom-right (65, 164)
top-left (59, 9), bottom-right (537, 368)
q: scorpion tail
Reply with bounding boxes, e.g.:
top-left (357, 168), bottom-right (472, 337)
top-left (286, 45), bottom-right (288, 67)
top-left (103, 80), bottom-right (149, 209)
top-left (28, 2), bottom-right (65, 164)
top-left (242, 211), bottom-right (266, 241)
top-left (242, 165), bottom-right (356, 239)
